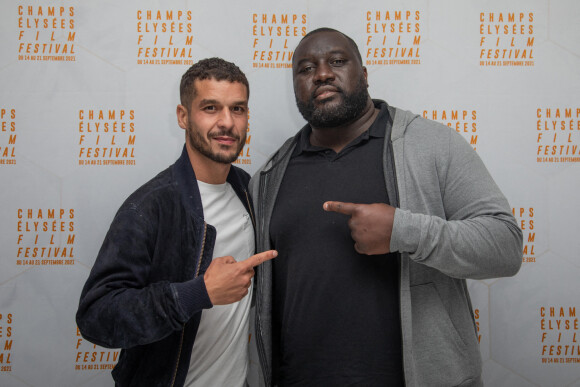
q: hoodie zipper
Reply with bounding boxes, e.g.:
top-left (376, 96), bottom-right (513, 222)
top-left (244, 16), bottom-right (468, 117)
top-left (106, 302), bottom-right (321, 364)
top-left (246, 186), bottom-right (273, 387)
top-left (255, 173), bottom-right (271, 387)
top-left (384, 109), bottom-right (407, 384)
top-left (170, 222), bottom-right (208, 387)
top-left (253, 142), bottom-right (296, 387)
top-left (244, 190), bottom-right (256, 229)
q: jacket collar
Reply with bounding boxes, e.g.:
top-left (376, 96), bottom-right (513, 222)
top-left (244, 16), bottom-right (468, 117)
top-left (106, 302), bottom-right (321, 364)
top-left (172, 145), bottom-right (251, 220)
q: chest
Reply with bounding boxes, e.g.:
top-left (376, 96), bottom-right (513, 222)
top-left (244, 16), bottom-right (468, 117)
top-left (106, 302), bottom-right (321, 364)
top-left (272, 137), bottom-right (389, 229)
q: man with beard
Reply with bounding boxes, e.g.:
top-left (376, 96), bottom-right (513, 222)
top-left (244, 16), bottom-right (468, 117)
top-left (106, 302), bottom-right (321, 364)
top-left (249, 28), bottom-right (522, 386)
top-left (76, 58), bottom-right (277, 387)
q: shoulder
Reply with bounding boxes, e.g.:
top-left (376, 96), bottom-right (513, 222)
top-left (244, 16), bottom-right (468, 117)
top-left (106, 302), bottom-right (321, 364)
top-left (118, 166), bottom-right (177, 214)
top-left (256, 132), bottom-right (301, 175)
top-left (390, 106), bottom-right (471, 153)
top-left (393, 107), bottom-right (452, 139)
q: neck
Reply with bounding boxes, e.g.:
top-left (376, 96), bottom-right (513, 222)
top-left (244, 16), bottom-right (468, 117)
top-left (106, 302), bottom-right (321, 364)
top-left (185, 143), bottom-right (230, 184)
top-left (309, 99), bottom-right (379, 153)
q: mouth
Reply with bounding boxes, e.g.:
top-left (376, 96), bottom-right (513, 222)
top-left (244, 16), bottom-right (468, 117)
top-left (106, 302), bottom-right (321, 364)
top-left (212, 135), bottom-right (238, 146)
top-left (314, 85), bottom-right (340, 101)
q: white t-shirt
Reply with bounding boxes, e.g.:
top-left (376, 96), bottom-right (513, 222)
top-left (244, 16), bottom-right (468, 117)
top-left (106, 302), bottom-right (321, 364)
top-left (185, 180), bottom-right (255, 387)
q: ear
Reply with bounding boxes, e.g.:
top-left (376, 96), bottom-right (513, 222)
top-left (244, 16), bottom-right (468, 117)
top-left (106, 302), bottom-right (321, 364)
top-left (362, 66), bottom-right (369, 88)
top-left (176, 104), bottom-right (188, 130)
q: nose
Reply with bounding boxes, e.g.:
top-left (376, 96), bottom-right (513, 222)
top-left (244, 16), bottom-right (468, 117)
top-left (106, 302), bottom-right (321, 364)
top-left (313, 62), bottom-right (335, 84)
top-left (218, 109), bottom-right (234, 129)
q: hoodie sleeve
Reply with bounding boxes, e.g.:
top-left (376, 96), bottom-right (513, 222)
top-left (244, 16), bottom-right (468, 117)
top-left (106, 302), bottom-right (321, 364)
top-left (390, 117), bottom-right (523, 279)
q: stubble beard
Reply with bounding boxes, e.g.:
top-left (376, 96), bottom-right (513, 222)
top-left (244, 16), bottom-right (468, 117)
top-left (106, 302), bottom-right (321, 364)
top-left (187, 122), bottom-right (246, 164)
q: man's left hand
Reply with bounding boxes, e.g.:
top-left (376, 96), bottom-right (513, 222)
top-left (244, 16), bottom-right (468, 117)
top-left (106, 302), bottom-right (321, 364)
top-left (323, 201), bottom-right (395, 255)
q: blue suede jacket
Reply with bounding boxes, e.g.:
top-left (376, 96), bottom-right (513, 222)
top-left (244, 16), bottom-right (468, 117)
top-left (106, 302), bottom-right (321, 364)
top-left (76, 146), bottom-right (253, 387)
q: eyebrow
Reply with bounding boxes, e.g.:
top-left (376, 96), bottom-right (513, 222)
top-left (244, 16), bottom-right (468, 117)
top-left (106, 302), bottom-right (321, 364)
top-left (294, 49), bottom-right (349, 66)
top-left (198, 98), bottom-right (247, 106)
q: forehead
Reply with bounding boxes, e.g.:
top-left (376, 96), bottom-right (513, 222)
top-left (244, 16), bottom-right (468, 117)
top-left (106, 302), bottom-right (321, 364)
top-left (192, 79), bottom-right (248, 103)
top-left (294, 31), bottom-right (357, 62)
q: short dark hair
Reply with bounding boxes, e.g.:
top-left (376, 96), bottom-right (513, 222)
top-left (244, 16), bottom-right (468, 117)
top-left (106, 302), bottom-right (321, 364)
top-left (180, 57), bottom-right (249, 110)
top-left (296, 28), bottom-right (363, 64)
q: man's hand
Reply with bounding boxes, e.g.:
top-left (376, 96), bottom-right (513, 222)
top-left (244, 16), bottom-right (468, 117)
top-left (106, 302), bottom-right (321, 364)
top-left (323, 201), bottom-right (395, 255)
top-left (204, 250), bottom-right (277, 305)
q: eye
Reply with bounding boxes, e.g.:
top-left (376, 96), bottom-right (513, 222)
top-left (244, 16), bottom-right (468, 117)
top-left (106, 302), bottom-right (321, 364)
top-left (299, 65), bottom-right (314, 74)
top-left (232, 106), bottom-right (246, 114)
top-left (203, 105), bottom-right (217, 112)
top-left (331, 58), bottom-right (346, 66)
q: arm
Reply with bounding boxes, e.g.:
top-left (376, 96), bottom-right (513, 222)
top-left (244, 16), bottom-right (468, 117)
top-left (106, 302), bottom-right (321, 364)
top-left (391, 129), bottom-right (523, 279)
top-left (76, 206), bottom-right (277, 349)
top-left (325, 127), bottom-right (522, 280)
top-left (75, 207), bottom-right (205, 349)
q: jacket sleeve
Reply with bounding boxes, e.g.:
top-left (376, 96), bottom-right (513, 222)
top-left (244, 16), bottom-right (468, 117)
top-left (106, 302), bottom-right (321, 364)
top-left (75, 206), bottom-right (212, 349)
top-left (390, 125), bottom-right (523, 280)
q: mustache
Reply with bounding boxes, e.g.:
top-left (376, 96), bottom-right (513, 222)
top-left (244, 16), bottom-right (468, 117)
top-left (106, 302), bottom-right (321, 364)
top-left (312, 82), bottom-right (343, 98)
top-left (208, 130), bottom-right (241, 140)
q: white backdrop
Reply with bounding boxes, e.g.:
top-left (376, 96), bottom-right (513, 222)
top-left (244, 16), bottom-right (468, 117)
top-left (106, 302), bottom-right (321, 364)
top-left (0, 0), bottom-right (579, 386)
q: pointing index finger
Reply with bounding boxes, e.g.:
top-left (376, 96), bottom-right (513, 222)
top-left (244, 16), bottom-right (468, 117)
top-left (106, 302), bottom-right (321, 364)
top-left (323, 201), bottom-right (359, 216)
top-left (241, 250), bottom-right (278, 270)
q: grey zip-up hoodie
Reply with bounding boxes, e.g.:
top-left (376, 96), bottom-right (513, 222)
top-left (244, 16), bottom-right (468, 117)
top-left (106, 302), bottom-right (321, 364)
top-left (249, 102), bottom-right (522, 387)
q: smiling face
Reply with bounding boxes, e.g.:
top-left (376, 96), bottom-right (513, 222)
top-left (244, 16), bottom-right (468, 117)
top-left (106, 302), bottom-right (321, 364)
top-left (292, 30), bottom-right (369, 128)
top-left (178, 78), bottom-right (248, 165)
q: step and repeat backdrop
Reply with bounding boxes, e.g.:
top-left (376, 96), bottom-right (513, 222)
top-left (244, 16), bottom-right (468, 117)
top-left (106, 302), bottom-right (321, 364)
top-left (0, 0), bottom-right (579, 386)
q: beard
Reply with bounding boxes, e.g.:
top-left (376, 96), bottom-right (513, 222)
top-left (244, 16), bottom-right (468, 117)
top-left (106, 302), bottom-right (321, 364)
top-left (295, 74), bottom-right (369, 128)
top-left (187, 122), bottom-right (246, 164)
